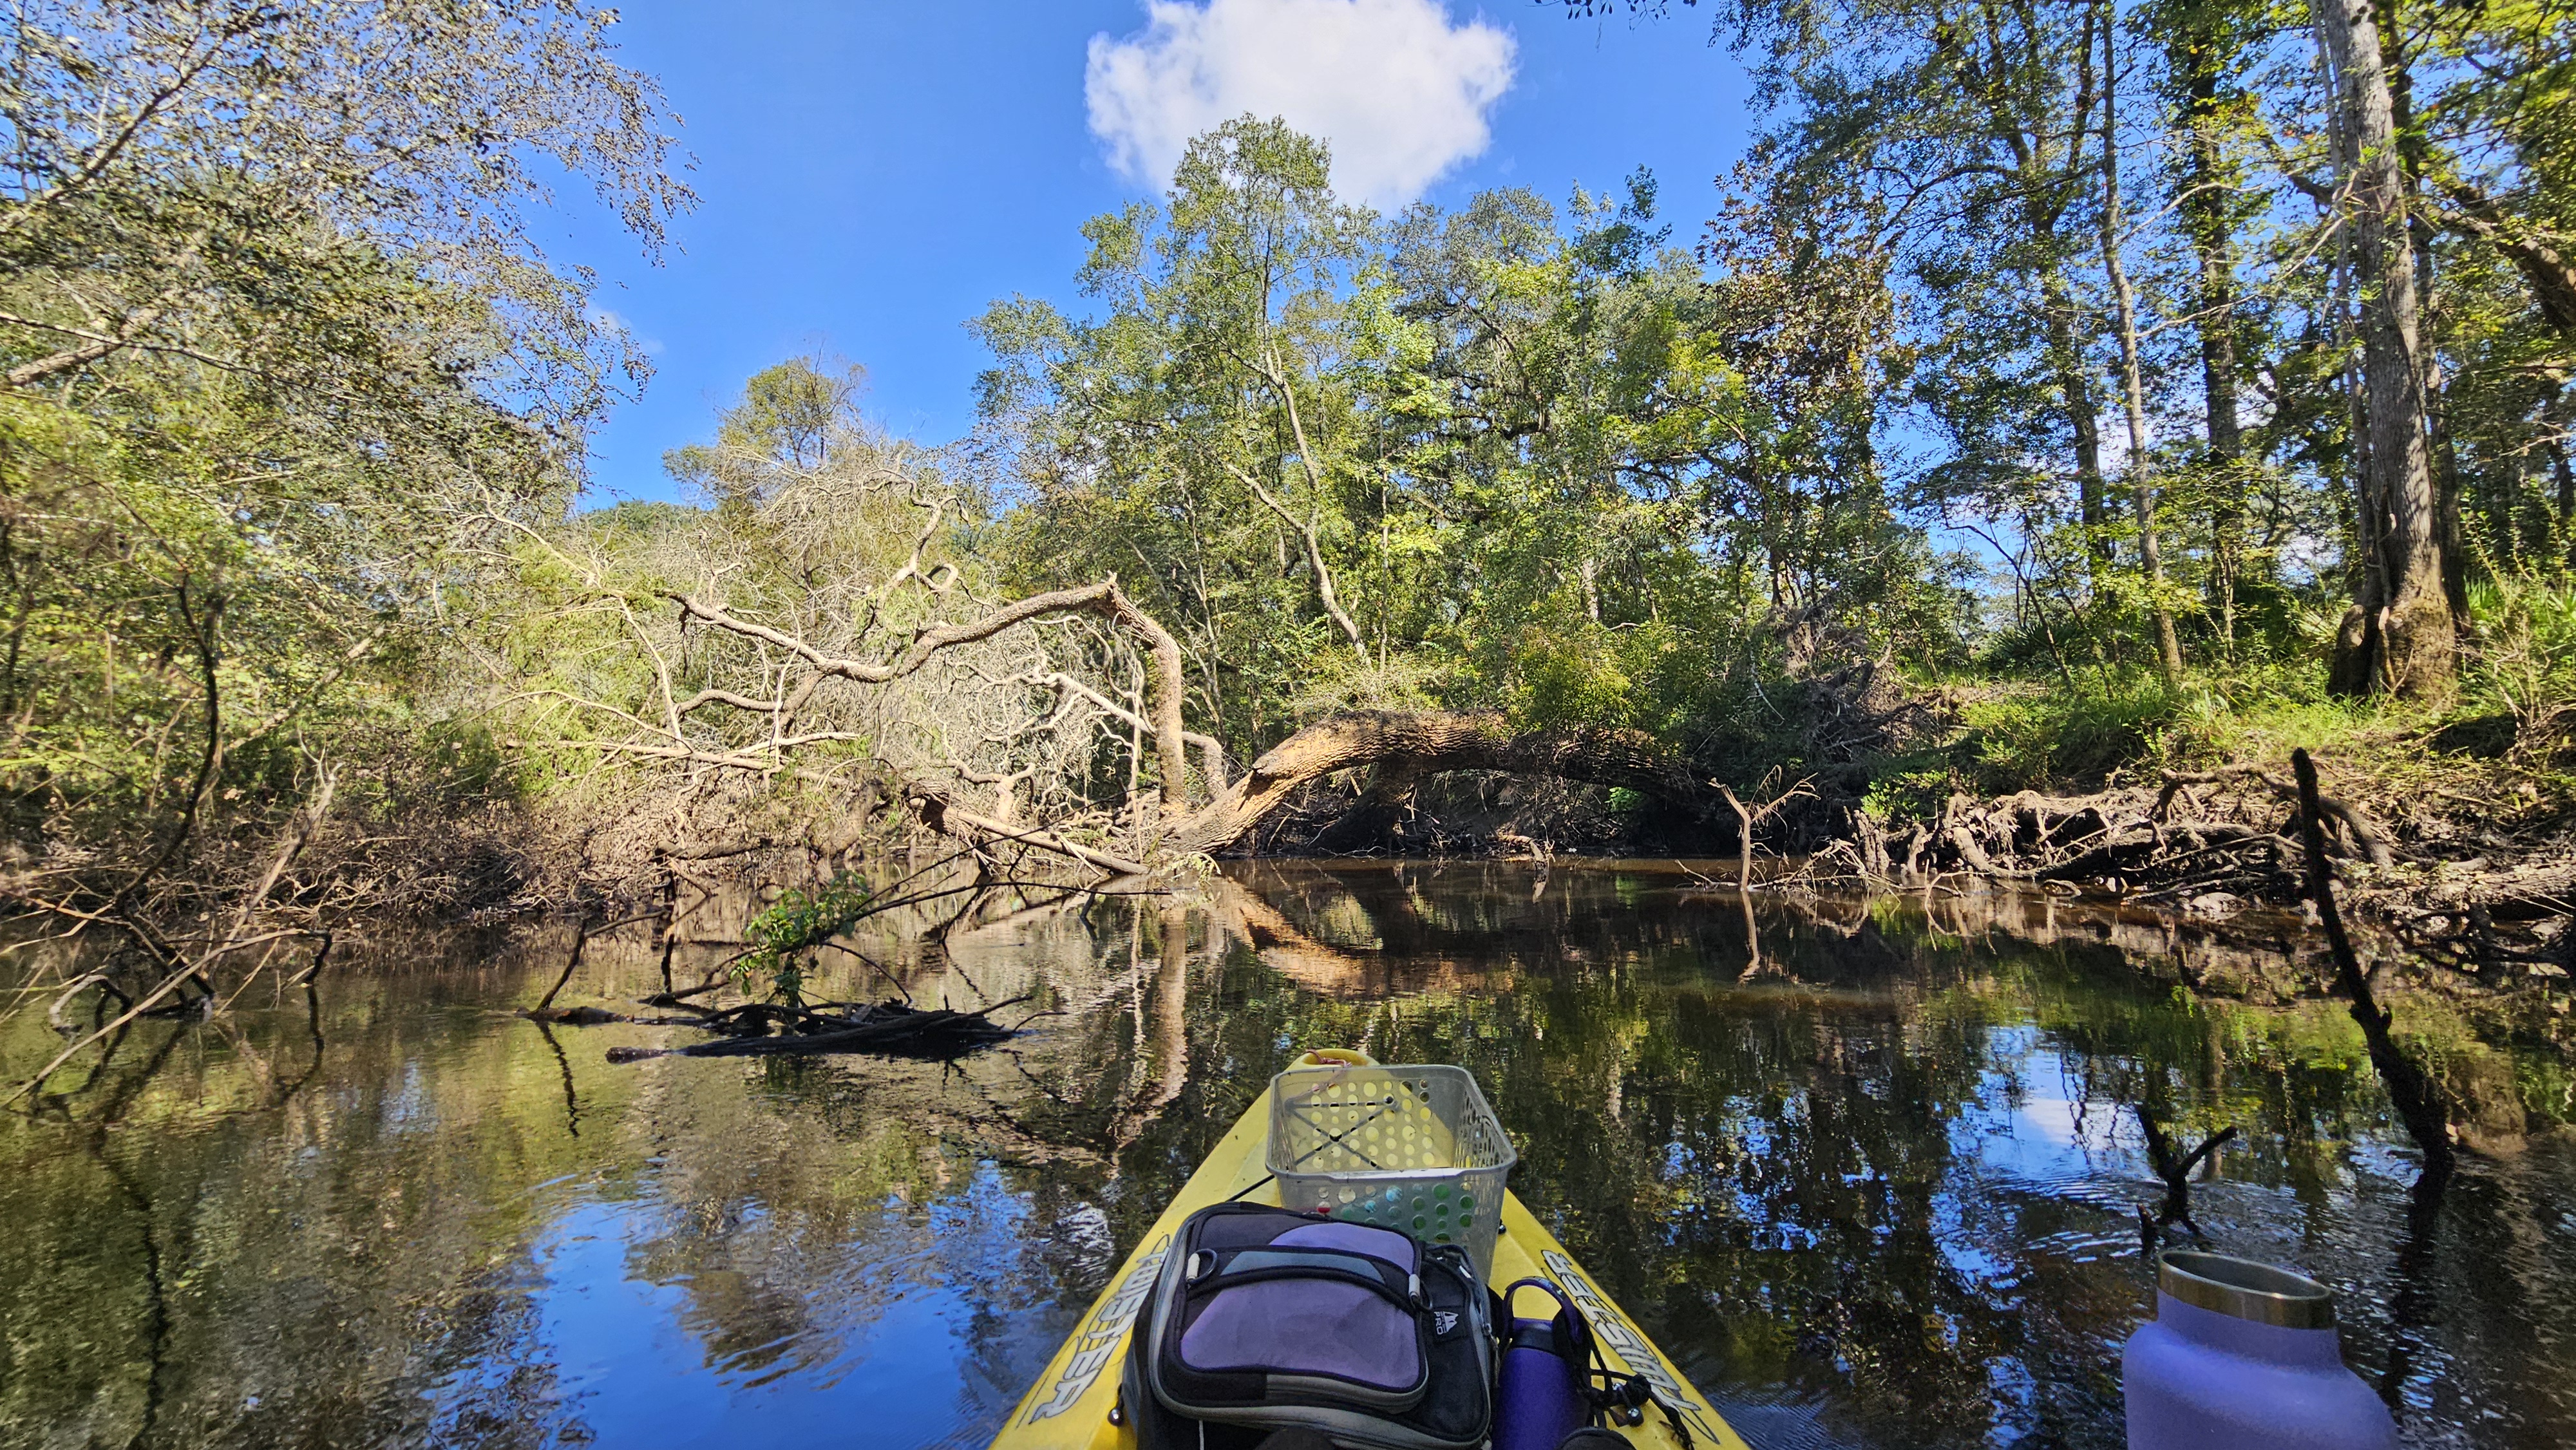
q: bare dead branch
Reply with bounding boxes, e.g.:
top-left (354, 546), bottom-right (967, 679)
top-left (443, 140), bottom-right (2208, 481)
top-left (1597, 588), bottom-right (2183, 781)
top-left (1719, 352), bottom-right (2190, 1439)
top-left (668, 577), bottom-right (1197, 808)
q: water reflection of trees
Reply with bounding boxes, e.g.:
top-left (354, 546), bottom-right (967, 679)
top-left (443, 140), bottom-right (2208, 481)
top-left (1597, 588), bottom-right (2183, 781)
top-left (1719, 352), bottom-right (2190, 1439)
top-left (1220, 866), bottom-right (2065, 1444)
top-left (0, 966), bottom-right (598, 1447)
top-left (2, 865), bottom-right (2569, 1449)
top-left (1016, 862), bottom-right (2574, 1450)
top-left (0, 942), bottom-right (1092, 1447)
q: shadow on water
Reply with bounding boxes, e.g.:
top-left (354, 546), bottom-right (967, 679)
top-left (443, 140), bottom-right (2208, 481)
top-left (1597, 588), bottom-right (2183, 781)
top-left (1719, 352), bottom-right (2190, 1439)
top-left (1, 860), bottom-right (2570, 1449)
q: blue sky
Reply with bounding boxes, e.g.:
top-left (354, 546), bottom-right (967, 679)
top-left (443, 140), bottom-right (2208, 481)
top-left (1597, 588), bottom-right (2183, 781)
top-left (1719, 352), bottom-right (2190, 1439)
top-left (549, 1), bottom-right (1758, 505)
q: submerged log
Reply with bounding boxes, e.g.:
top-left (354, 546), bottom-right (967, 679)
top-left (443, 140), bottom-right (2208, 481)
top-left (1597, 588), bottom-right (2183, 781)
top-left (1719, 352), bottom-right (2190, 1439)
top-left (522, 1005), bottom-right (630, 1026)
top-left (604, 998), bottom-right (1021, 1063)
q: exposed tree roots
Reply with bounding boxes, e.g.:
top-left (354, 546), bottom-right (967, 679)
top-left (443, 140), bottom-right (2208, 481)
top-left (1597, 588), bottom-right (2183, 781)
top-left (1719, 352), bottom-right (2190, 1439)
top-left (1788, 773), bottom-right (2385, 905)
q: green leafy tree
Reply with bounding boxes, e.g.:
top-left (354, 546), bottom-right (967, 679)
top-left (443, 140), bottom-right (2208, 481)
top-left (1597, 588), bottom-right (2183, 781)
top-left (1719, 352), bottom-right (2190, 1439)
top-left (0, 0), bottom-right (688, 911)
top-left (976, 118), bottom-right (1386, 746)
top-left (980, 116), bottom-right (1962, 772)
top-left (663, 356), bottom-right (871, 512)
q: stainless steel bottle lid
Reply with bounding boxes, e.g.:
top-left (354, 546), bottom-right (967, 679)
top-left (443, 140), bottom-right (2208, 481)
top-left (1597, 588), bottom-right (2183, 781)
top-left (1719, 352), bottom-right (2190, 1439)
top-left (2159, 1252), bottom-right (2336, 1329)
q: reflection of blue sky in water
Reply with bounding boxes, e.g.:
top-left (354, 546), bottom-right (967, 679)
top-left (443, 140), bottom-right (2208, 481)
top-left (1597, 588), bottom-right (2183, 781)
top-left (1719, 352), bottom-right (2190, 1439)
top-left (492, 1169), bottom-right (1058, 1448)
top-left (1958, 1028), bottom-right (2160, 1221)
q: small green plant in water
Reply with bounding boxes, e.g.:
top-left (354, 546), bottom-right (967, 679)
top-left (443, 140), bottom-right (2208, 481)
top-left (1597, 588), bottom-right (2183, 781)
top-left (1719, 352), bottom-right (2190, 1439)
top-left (736, 873), bottom-right (876, 1004)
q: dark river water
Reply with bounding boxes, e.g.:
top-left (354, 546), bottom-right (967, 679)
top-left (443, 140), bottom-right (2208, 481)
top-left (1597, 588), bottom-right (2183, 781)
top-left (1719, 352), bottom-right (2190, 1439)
top-left (3, 861), bottom-right (2571, 1449)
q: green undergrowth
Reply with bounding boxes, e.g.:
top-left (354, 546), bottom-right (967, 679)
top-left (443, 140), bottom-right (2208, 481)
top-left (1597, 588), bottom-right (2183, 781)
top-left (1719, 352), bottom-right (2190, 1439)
top-left (1852, 574), bottom-right (2576, 822)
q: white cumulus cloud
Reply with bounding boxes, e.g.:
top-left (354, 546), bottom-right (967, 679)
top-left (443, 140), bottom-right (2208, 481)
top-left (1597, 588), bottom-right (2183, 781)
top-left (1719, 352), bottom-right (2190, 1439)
top-left (1085, 0), bottom-right (1518, 209)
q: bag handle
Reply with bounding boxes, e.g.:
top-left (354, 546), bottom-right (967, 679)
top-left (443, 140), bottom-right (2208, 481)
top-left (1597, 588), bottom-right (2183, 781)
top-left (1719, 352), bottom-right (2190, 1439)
top-left (1187, 1245), bottom-right (1425, 1308)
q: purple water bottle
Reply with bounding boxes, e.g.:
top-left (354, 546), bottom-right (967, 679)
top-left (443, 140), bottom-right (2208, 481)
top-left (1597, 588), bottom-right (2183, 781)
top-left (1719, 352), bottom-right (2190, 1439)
top-left (2123, 1252), bottom-right (2398, 1450)
top-left (1495, 1278), bottom-right (1588, 1450)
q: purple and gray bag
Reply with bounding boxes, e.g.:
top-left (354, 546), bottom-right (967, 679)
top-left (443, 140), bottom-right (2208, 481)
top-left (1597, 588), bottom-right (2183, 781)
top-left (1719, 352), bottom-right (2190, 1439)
top-left (1121, 1203), bottom-right (1494, 1449)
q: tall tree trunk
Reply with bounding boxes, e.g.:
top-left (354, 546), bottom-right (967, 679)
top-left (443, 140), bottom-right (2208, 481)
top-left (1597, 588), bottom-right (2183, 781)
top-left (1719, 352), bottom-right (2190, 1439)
top-left (1965, 7), bottom-right (2109, 585)
top-left (2429, 363), bottom-right (2470, 621)
top-left (2325, 223), bottom-right (2383, 695)
top-left (2376, 0), bottom-right (2473, 630)
top-left (2316, 0), bottom-right (2455, 699)
top-left (2043, 273), bottom-right (2112, 562)
top-left (2173, 15), bottom-right (2247, 648)
top-left (2099, 9), bottom-right (2184, 686)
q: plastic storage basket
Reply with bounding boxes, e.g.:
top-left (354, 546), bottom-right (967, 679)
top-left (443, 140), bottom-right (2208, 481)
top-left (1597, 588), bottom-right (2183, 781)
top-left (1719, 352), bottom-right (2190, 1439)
top-left (1266, 1062), bottom-right (1517, 1276)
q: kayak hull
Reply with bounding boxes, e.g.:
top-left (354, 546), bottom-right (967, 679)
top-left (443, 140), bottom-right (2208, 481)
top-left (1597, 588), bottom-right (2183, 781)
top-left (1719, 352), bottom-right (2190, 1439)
top-left (990, 1088), bottom-right (1745, 1450)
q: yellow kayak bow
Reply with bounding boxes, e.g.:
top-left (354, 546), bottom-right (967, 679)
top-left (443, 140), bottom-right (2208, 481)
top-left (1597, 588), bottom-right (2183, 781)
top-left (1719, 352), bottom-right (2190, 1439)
top-left (989, 1053), bottom-right (1748, 1450)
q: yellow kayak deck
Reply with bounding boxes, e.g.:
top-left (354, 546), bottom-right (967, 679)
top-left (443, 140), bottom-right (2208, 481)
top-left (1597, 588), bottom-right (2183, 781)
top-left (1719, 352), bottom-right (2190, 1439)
top-left (990, 1086), bottom-right (1747, 1450)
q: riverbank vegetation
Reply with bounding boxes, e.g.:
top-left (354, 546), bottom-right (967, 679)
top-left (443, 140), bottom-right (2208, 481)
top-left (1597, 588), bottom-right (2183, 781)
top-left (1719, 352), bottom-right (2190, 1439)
top-left (4, 5), bottom-right (2573, 1086)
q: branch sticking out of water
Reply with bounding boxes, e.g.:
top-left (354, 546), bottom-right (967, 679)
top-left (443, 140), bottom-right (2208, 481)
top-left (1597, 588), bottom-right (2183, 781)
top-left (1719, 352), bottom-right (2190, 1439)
top-left (2135, 1107), bottom-right (2239, 1248)
top-left (526, 910), bottom-right (658, 1019)
top-left (2293, 748), bottom-right (2457, 1189)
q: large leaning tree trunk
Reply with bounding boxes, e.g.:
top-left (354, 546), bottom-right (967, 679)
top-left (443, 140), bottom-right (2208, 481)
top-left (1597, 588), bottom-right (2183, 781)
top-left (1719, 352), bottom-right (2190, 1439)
top-left (2316, 0), bottom-right (2456, 701)
top-left (1165, 711), bottom-right (1710, 857)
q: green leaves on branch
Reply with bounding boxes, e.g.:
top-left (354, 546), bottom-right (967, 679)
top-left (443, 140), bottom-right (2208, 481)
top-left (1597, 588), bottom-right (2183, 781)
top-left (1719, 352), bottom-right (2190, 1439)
top-left (736, 874), bottom-right (877, 1004)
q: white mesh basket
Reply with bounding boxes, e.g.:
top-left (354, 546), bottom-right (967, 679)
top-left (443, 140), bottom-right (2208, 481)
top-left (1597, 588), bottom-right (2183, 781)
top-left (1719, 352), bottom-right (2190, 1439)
top-left (1265, 1062), bottom-right (1517, 1276)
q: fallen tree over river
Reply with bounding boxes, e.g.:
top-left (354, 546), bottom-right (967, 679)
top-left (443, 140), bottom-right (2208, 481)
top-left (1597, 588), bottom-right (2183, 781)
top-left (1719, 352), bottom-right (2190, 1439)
top-left (491, 462), bottom-right (2567, 1027)
top-left (518, 473), bottom-right (1732, 886)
